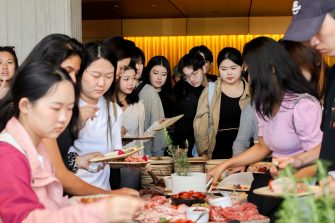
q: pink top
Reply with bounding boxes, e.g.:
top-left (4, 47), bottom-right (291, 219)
top-left (257, 95), bottom-right (323, 158)
top-left (0, 118), bottom-right (109, 223)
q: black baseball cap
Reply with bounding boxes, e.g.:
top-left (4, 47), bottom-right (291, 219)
top-left (284, 0), bottom-right (335, 41)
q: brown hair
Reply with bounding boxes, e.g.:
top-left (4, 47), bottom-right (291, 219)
top-left (280, 40), bottom-right (326, 101)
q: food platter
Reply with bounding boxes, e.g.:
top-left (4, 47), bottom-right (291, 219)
top-left (70, 194), bottom-right (114, 204)
top-left (122, 135), bottom-right (154, 140)
top-left (108, 160), bottom-right (149, 167)
top-left (151, 114), bottom-right (184, 131)
top-left (253, 185), bottom-right (320, 198)
top-left (247, 162), bottom-right (273, 174)
top-left (215, 184), bottom-right (251, 192)
top-left (90, 146), bottom-right (143, 162)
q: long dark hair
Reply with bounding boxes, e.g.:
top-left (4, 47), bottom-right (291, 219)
top-left (77, 41), bottom-right (118, 147)
top-left (115, 61), bottom-right (139, 106)
top-left (279, 40), bottom-right (326, 100)
top-left (19, 33), bottom-right (84, 140)
top-left (242, 36), bottom-right (316, 119)
top-left (0, 62), bottom-right (75, 131)
top-left (21, 34), bottom-right (84, 70)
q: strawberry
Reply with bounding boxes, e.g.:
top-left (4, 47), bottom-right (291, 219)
top-left (117, 150), bottom-right (125, 155)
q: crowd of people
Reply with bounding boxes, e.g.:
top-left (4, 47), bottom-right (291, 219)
top-left (1, 0), bottom-right (335, 222)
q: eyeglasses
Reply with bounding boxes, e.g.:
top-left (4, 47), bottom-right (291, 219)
top-left (183, 72), bottom-right (199, 81)
top-left (0, 46), bottom-right (15, 51)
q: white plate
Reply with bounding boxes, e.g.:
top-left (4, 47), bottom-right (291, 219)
top-left (151, 114), bottom-right (184, 131)
top-left (253, 185), bottom-right (320, 198)
top-left (89, 146), bottom-right (143, 162)
top-left (122, 135), bottom-right (154, 140)
top-left (108, 160), bottom-right (149, 167)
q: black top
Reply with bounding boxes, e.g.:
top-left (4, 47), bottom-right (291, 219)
top-left (212, 87), bottom-right (243, 159)
top-left (173, 80), bottom-right (204, 156)
top-left (319, 65), bottom-right (335, 171)
top-left (206, 73), bottom-right (218, 82)
top-left (57, 128), bottom-right (75, 170)
top-left (158, 91), bottom-right (179, 118)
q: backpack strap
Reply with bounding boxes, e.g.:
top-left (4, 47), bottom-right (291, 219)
top-left (292, 93), bottom-right (318, 133)
top-left (112, 102), bottom-right (117, 121)
top-left (207, 82), bottom-right (215, 134)
top-left (208, 82), bottom-right (215, 107)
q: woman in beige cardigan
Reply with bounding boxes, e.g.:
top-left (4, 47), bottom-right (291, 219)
top-left (193, 47), bottom-right (250, 159)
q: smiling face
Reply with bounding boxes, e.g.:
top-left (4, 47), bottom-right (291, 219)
top-left (119, 68), bottom-right (137, 96)
top-left (149, 65), bottom-right (168, 91)
top-left (20, 80), bottom-right (75, 142)
top-left (80, 58), bottom-right (115, 104)
top-left (0, 51), bottom-right (16, 81)
top-left (60, 55), bottom-right (81, 83)
top-left (310, 14), bottom-right (335, 56)
top-left (182, 66), bottom-right (205, 88)
top-left (219, 59), bottom-right (242, 85)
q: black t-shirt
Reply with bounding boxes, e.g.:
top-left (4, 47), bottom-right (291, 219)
top-left (57, 128), bottom-right (75, 170)
top-left (319, 65), bottom-right (335, 170)
top-left (212, 92), bottom-right (241, 159)
top-left (173, 80), bottom-right (204, 155)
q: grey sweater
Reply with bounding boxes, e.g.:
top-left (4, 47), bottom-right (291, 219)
top-left (139, 83), bottom-right (166, 156)
top-left (232, 103), bottom-right (259, 156)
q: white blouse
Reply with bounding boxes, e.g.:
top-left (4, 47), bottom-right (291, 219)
top-left (68, 97), bottom-right (123, 190)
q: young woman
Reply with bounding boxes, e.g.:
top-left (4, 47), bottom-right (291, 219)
top-left (0, 46), bottom-right (18, 99)
top-left (232, 40), bottom-right (327, 160)
top-left (131, 47), bottom-right (166, 156)
top-left (207, 37), bottom-right (323, 219)
top-left (21, 34), bottom-right (137, 196)
top-left (114, 62), bottom-right (158, 189)
top-left (193, 47), bottom-right (250, 159)
top-left (68, 41), bottom-right (123, 190)
top-left (144, 56), bottom-right (179, 118)
top-left (208, 37), bottom-right (322, 182)
top-left (0, 62), bottom-right (141, 223)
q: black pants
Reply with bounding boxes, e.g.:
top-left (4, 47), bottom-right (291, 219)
top-left (247, 172), bottom-right (283, 223)
top-left (109, 168), bottom-right (121, 190)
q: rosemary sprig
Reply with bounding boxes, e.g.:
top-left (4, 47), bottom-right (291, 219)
top-left (163, 128), bottom-right (190, 176)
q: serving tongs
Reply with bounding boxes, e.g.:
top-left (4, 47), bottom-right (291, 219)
top-left (147, 170), bottom-right (165, 187)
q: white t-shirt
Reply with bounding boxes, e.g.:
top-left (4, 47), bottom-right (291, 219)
top-left (68, 97), bottom-right (123, 190)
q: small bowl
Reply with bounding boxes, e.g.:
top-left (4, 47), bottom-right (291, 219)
top-left (163, 176), bottom-right (172, 190)
top-left (208, 196), bottom-right (232, 208)
top-left (186, 207), bottom-right (209, 223)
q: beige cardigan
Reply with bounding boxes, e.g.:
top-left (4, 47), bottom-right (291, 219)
top-left (193, 78), bottom-right (250, 159)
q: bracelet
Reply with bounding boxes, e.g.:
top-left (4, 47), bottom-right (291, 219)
top-left (68, 152), bottom-right (79, 173)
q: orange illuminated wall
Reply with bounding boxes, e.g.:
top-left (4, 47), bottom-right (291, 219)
top-left (125, 34), bottom-right (335, 75)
